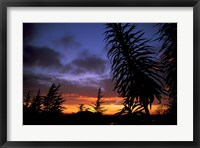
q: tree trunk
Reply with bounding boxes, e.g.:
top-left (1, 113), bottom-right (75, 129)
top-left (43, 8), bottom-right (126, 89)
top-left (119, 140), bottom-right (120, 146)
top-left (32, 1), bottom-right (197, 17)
top-left (143, 101), bottom-right (151, 123)
top-left (144, 104), bottom-right (150, 116)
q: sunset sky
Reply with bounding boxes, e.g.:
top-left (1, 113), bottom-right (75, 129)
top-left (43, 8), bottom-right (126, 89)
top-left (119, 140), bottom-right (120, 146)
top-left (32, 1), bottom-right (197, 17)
top-left (23, 23), bottom-right (166, 115)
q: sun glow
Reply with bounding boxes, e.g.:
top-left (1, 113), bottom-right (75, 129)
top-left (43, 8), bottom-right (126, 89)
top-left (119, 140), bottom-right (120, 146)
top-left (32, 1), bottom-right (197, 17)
top-left (62, 94), bottom-right (168, 115)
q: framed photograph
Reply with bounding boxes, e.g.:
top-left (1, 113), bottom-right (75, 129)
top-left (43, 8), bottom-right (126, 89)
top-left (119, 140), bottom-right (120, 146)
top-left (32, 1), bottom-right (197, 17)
top-left (0, 0), bottom-right (199, 147)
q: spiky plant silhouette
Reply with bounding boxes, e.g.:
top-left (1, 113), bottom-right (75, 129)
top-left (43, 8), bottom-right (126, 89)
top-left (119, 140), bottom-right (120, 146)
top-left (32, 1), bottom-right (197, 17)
top-left (157, 23), bottom-right (177, 117)
top-left (115, 101), bottom-right (145, 116)
top-left (157, 23), bottom-right (177, 98)
top-left (91, 87), bottom-right (107, 114)
top-left (104, 23), bottom-right (164, 118)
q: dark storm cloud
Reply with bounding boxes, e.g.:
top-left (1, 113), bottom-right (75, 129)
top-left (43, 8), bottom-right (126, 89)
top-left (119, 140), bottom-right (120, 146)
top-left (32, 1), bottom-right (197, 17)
top-left (23, 23), bottom-right (38, 44)
top-left (23, 71), bottom-right (101, 97)
top-left (59, 79), bottom-right (99, 97)
top-left (23, 45), bottom-right (107, 75)
top-left (24, 45), bottom-right (62, 69)
top-left (57, 76), bottom-right (117, 98)
top-left (52, 34), bottom-right (81, 49)
top-left (23, 72), bottom-right (54, 96)
top-left (60, 64), bottom-right (74, 73)
top-left (72, 56), bottom-right (107, 74)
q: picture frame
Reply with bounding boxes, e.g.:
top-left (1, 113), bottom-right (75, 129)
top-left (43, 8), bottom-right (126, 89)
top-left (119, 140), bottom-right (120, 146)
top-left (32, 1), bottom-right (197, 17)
top-left (0, 0), bottom-right (199, 147)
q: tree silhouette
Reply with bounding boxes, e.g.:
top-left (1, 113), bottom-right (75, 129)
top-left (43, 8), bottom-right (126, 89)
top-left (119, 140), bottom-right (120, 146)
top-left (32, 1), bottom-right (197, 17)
top-left (104, 23), bottom-right (164, 118)
top-left (91, 87), bottom-right (106, 114)
top-left (43, 84), bottom-right (66, 115)
top-left (23, 90), bottom-right (32, 119)
top-left (29, 90), bottom-right (42, 114)
top-left (23, 84), bottom-right (67, 124)
top-left (157, 23), bottom-right (177, 117)
top-left (23, 90), bottom-right (31, 109)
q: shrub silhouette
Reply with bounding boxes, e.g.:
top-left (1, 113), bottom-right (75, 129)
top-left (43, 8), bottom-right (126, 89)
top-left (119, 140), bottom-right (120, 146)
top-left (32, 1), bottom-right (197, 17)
top-left (77, 104), bottom-right (85, 112)
top-left (104, 23), bottom-right (165, 119)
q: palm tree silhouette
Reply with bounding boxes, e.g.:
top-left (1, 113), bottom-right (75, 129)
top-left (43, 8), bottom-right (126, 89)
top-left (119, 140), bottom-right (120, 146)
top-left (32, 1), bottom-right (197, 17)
top-left (104, 23), bottom-right (164, 118)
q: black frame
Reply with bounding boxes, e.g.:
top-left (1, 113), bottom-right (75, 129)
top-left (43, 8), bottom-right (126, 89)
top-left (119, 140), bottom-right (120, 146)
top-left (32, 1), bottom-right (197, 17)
top-left (0, 0), bottom-right (199, 147)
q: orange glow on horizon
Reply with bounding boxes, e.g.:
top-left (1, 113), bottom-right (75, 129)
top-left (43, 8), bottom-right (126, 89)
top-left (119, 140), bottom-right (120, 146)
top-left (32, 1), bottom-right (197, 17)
top-left (59, 93), bottom-right (169, 115)
top-left (62, 104), bottom-right (168, 115)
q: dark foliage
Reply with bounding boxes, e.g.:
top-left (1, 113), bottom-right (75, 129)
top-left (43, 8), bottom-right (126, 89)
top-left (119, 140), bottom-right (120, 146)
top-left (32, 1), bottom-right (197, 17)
top-left (156, 23), bottom-right (177, 120)
top-left (23, 84), bottom-right (66, 124)
top-left (116, 101), bottom-right (145, 116)
top-left (104, 23), bottom-right (165, 117)
top-left (23, 83), bottom-right (176, 125)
